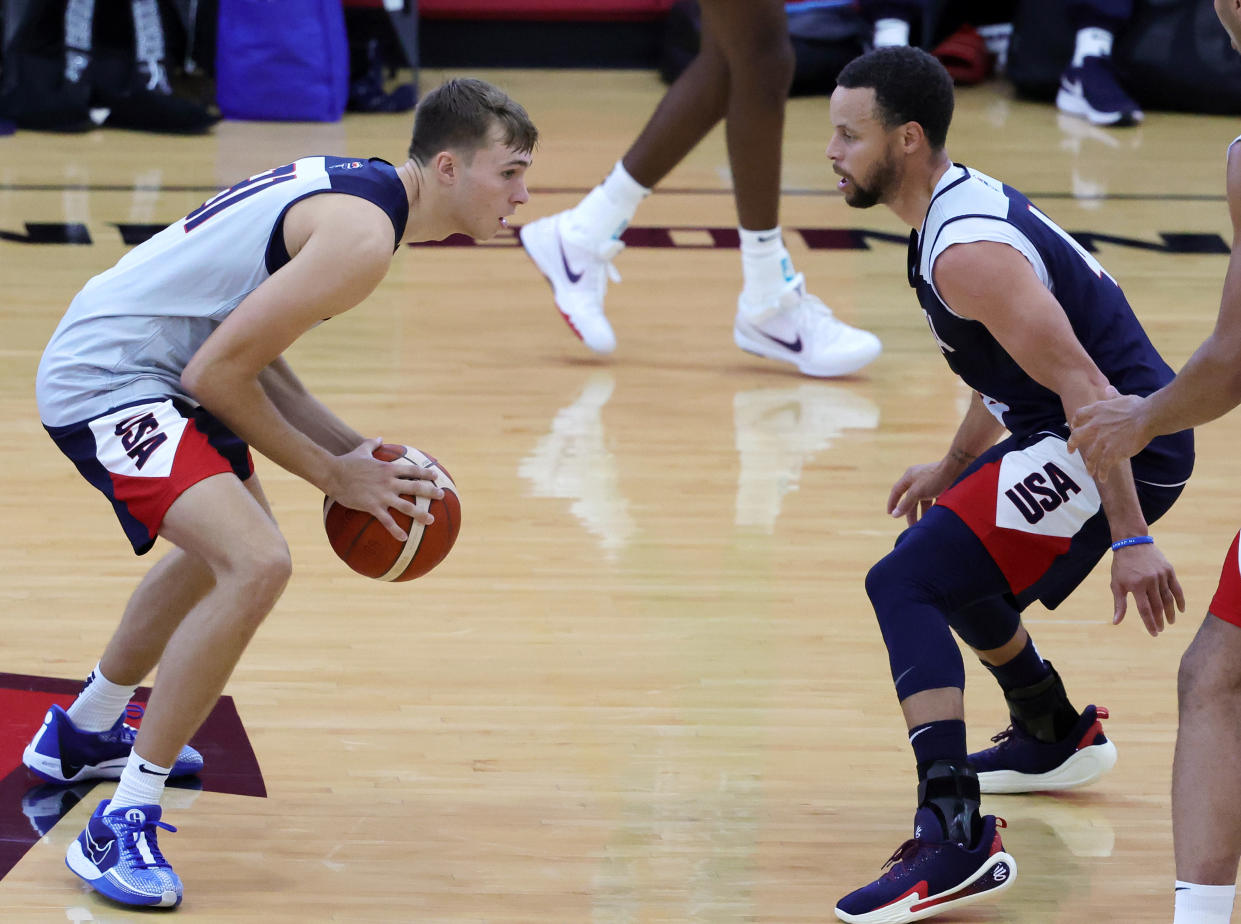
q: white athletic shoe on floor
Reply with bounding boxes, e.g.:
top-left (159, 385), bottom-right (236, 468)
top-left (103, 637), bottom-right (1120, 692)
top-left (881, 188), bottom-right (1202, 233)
top-left (734, 273), bottom-right (881, 377)
top-left (521, 212), bottom-right (624, 354)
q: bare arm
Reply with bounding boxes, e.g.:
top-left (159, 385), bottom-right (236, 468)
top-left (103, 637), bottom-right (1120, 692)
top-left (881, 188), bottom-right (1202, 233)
top-left (1070, 142), bottom-right (1241, 475)
top-left (887, 390), bottom-right (1006, 524)
top-left (182, 194), bottom-right (437, 539)
top-left (935, 241), bottom-right (1184, 634)
top-left (259, 357), bottom-right (365, 456)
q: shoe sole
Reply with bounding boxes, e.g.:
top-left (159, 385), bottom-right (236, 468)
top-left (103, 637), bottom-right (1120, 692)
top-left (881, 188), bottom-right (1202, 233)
top-left (834, 850), bottom-right (1016, 923)
top-left (66, 838), bottom-right (182, 907)
top-left (23, 743), bottom-right (203, 784)
top-left (520, 219), bottom-right (616, 354)
top-left (734, 325), bottom-right (881, 377)
top-left (978, 739), bottom-right (1118, 794)
top-left (22, 744), bottom-right (122, 784)
top-left (1055, 88), bottom-right (1141, 126)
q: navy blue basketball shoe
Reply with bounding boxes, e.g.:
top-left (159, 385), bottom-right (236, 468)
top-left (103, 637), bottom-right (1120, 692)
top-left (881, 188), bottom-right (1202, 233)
top-left (1056, 57), bottom-right (1143, 126)
top-left (970, 704), bottom-right (1117, 794)
top-left (23, 703), bottom-right (203, 784)
top-left (835, 808), bottom-right (1016, 923)
top-left (66, 800), bottom-right (182, 907)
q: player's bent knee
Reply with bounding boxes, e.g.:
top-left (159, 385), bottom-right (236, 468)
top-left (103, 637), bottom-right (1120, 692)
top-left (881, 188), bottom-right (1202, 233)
top-left (225, 543), bottom-right (292, 613)
top-left (865, 550), bottom-right (915, 607)
top-left (1178, 622), bottom-right (1241, 709)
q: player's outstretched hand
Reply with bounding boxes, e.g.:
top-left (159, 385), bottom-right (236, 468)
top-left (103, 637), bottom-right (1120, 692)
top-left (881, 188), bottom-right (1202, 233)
top-left (888, 461), bottom-right (957, 526)
top-left (1110, 541), bottom-right (1185, 637)
top-left (329, 437), bottom-right (444, 541)
top-left (1068, 387), bottom-right (1151, 482)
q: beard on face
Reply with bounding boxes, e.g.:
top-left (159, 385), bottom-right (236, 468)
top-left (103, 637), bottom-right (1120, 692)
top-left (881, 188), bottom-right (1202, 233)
top-left (842, 151), bottom-right (898, 210)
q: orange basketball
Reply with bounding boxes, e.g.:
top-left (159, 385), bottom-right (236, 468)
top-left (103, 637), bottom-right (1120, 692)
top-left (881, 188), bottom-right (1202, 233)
top-left (322, 444), bottom-right (461, 582)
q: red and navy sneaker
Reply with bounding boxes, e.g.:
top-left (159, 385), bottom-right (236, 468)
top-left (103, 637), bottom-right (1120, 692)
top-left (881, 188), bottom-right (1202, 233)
top-left (835, 808), bottom-right (1016, 923)
top-left (23, 703), bottom-right (203, 784)
top-left (969, 704), bottom-right (1117, 794)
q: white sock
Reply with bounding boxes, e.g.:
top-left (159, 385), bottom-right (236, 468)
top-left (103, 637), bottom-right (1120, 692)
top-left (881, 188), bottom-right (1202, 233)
top-left (564, 161), bottom-right (650, 248)
top-left (874, 17), bottom-right (911, 48)
top-left (1072, 27), bottom-right (1114, 67)
top-left (1174, 882), bottom-right (1236, 923)
top-left (739, 227), bottom-right (796, 309)
top-left (109, 750), bottom-right (171, 811)
top-left (66, 662), bottom-right (138, 732)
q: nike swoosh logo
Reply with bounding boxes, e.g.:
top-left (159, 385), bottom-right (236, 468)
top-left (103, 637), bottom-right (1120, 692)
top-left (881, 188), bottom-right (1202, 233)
top-left (1174, 887), bottom-right (1190, 892)
top-left (760, 331), bottom-right (802, 353)
top-left (557, 234), bottom-right (583, 283)
top-left (756, 233), bottom-right (780, 243)
top-left (138, 763), bottom-right (169, 776)
top-left (85, 829), bottom-right (115, 866)
top-left (895, 666), bottom-right (915, 686)
top-left (908, 725), bottom-right (932, 743)
top-left (1061, 78), bottom-right (1082, 95)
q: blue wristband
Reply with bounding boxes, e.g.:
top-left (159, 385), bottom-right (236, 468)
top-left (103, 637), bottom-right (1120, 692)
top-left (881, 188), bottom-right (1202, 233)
top-left (1111, 536), bottom-right (1154, 551)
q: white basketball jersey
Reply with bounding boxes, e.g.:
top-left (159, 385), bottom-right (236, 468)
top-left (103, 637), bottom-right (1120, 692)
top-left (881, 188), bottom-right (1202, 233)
top-left (36, 156), bottom-right (408, 427)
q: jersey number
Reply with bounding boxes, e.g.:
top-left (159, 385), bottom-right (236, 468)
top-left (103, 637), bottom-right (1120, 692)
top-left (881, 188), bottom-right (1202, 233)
top-left (184, 163), bottom-right (297, 232)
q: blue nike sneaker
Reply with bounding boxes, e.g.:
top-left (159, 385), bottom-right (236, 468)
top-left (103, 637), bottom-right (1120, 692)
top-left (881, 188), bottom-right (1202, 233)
top-left (23, 703), bottom-right (204, 784)
top-left (969, 704), bottom-right (1117, 794)
top-left (65, 800), bottom-right (182, 907)
top-left (835, 808), bottom-right (1016, 923)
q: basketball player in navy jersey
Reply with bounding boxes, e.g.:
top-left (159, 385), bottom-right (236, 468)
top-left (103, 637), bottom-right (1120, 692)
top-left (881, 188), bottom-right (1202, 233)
top-left (21, 78), bottom-right (536, 908)
top-left (1068, 5), bottom-right (1241, 922)
top-left (821, 47), bottom-right (1193, 923)
top-left (519, 0), bottom-right (881, 377)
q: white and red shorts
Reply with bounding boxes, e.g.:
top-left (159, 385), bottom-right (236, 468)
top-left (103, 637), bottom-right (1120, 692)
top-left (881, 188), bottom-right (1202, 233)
top-left (1210, 531), bottom-right (1241, 627)
top-left (46, 397), bottom-right (253, 554)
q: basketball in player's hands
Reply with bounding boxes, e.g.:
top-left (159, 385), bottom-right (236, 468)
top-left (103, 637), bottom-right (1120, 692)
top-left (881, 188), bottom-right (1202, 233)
top-left (323, 444), bottom-right (461, 581)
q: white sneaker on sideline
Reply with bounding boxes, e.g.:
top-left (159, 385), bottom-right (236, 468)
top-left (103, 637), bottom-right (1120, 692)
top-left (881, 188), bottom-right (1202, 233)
top-left (521, 212), bottom-right (624, 354)
top-left (734, 274), bottom-right (881, 377)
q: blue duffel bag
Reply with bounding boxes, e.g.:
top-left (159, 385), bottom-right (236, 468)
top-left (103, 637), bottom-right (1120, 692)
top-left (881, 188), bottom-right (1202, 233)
top-left (216, 0), bottom-right (349, 121)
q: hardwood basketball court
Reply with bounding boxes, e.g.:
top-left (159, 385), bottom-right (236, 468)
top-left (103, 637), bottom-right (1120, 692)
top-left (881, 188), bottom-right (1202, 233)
top-left (0, 68), bottom-right (1236, 921)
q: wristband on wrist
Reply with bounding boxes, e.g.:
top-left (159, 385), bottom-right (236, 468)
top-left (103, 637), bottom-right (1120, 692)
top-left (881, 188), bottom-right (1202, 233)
top-left (1111, 536), bottom-right (1154, 551)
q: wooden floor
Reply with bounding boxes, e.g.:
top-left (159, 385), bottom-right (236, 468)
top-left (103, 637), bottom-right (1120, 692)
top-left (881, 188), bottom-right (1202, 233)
top-left (0, 68), bottom-right (1238, 922)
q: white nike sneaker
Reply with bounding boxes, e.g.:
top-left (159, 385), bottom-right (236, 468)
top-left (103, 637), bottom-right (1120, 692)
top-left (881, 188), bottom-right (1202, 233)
top-left (521, 212), bottom-right (625, 354)
top-left (734, 274), bottom-right (881, 377)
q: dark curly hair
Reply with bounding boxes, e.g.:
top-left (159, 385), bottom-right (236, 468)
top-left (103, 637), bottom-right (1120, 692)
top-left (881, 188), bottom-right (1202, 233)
top-left (836, 47), bottom-right (954, 150)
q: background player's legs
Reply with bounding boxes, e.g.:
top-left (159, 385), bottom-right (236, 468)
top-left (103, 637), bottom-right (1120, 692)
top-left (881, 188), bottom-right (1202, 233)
top-left (619, 26), bottom-right (729, 189)
top-left (680, 0), bottom-right (791, 230)
top-left (519, 25), bottom-right (730, 353)
top-left (701, 0), bottom-right (881, 376)
top-left (521, 0), bottom-right (880, 375)
top-left (1172, 614), bottom-right (1241, 923)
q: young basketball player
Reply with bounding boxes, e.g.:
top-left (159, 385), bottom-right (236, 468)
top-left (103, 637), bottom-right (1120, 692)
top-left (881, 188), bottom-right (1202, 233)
top-left (23, 78), bottom-right (536, 908)
top-left (823, 47), bottom-right (1193, 923)
top-left (1068, 5), bottom-right (1241, 921)
top-left (520, 0), bottom-right (882, 377)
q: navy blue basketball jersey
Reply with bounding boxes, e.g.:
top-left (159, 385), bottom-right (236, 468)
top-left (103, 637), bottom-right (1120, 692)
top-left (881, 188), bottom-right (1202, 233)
top-left (908, 164), bottom-right (1192, 486)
